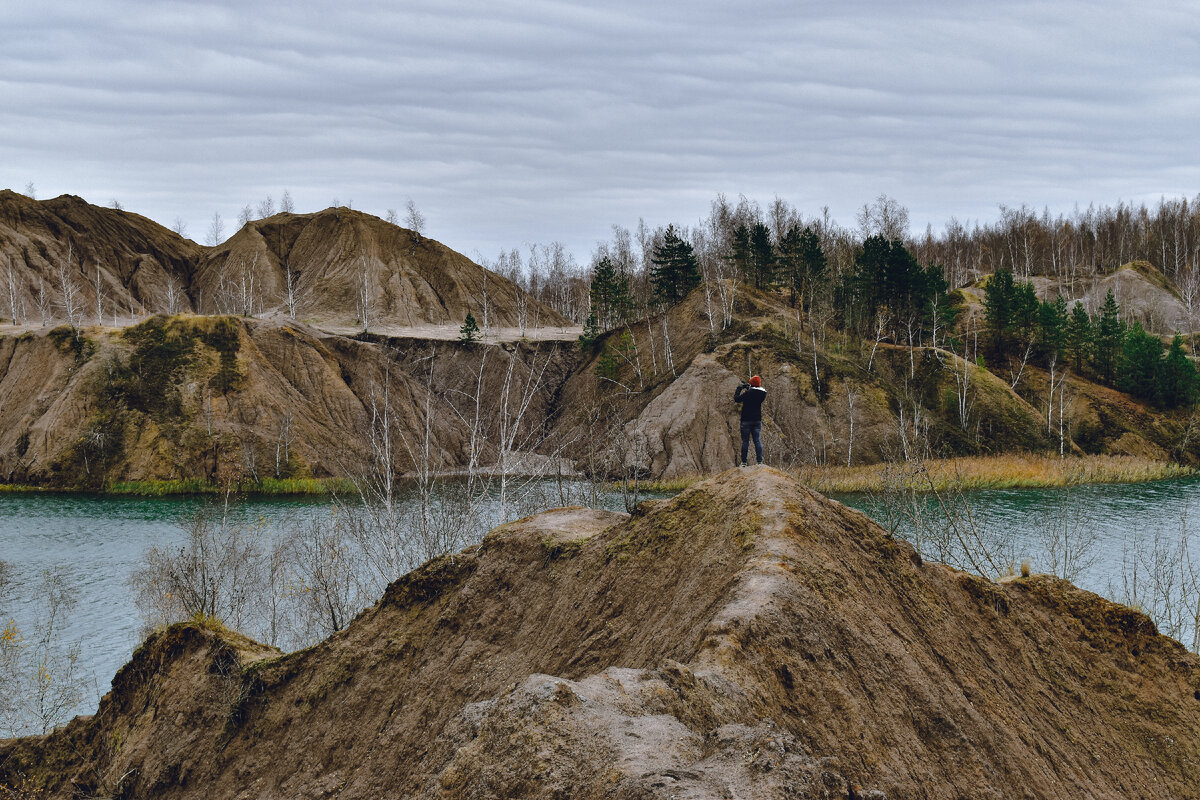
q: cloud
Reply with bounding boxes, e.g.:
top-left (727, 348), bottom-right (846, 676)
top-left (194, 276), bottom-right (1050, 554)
top-left (2, 0), bottom-right (1198, 258)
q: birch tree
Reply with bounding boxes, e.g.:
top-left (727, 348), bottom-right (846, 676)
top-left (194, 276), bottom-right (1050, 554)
top-left (57, 244), bottom-right (83, 333)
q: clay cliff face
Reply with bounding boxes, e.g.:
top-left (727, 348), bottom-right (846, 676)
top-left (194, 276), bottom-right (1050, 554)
top-left (2, 468), bottom-right (1197, 798)
top-left (0, 317), bottom-right (575, 488)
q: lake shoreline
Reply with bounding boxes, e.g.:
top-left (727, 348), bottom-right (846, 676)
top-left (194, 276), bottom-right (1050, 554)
top-left (3, 454), bottom-right (1190, 498)
top-left (629, 454), bottom-right (1195, 495)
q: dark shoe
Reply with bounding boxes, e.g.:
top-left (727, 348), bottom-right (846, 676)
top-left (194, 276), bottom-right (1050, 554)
top-left (740, 462), bottom-right (747, 468)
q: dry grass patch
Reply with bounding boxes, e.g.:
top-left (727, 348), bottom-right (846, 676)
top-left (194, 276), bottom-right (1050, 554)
top-left (795, 454), bottom-right (1193, 494)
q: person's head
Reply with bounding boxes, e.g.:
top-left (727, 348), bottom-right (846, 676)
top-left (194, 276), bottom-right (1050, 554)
top-left (749, 375), bottom-right (762, 387)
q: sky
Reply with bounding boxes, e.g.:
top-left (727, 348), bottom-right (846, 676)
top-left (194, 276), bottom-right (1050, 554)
top-left (2, 0), bottom-right (1198, 264)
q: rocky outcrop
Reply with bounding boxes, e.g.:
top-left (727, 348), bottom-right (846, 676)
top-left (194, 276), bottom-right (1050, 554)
top-left (3, 468), bottom-right (1198, 798)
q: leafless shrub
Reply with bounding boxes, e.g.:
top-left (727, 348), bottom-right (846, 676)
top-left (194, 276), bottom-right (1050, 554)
top-left (0, 568), bottom-right (87, 736)
top-left (865, 458), bottom-right (1014, 578)
top-left (1034, 486), bottom-right (1098, 583)
top-left (129, 500), bottom-right (265, 636)
top-left (1117, 506), bottom-right (1200, 653)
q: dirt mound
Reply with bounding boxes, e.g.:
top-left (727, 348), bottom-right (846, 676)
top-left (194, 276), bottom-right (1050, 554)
top-left (0, 193), bottom-right (560, 332)
top-left (0, 191), bottom-right (201, 323)
top-left (195, 208), bottom-right (566, 328)
top-left (553, 287), bottom-right (1057, 477)
top-left (4, 468), bottom-right (1198, 798)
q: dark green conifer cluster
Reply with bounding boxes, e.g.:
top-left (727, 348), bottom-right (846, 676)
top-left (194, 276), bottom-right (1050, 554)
top-left (983, 268), bottom-right (1198, 407)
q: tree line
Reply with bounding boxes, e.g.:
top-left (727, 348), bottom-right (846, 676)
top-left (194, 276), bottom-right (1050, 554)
top-left (489, 193), bottom-right (1200, 337)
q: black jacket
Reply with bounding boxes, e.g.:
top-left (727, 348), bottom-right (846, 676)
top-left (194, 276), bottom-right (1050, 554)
top-left (734, 384), bottom-right (766, 422)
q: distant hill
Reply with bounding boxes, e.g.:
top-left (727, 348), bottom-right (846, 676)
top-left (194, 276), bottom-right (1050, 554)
top-left (196, 208), bottom-right (566, 327)
top-left (0, 192), bottom-right (562, 330)
top-left (0, 191), bottom-right (201, 322)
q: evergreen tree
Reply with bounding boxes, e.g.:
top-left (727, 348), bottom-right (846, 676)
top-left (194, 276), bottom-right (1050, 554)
top-left (728, 224), bottom-right (753, 285)
top-left (748, 222), bottom-right (775, 289)
top-left (650, 225), bottom-right (701, 305)
top-left (459, 312), bottom-right (480, 342)
top-left (983, 268), bottom-right (1016, 356)
top-left (1159, 334), bottom-right (1199, 408)
top-left (1067, 302), bottom-right (1092, 372)
top-left (578, 312), bottom-right (602, 352)
top-left (1093, 290), bottom-right (1125, 384)
top-left (1117, 322), bottom-right (1163, 402)
top-left (588, 256), bottom-right (631, 330)
top-left (1013, 281), bottom-right (1039, 348)
top-left (840, 235), bottom-right (945, 342)
top-left (1036, 295), bottom-right (1069, 363)
top-left (777, 224), bottom-right (826, 308)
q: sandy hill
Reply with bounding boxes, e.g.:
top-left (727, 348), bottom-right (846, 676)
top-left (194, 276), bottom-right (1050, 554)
top-left (956, 261), bottom-right (1194, 335)
top-left (551, 288), bottom-right (1063, 478)
top-left (2, 468), bottom-right (1197, 798)
top-left (2, 282), bottom-right (1193, 490)
top-left (195, 208), bottom-right (567, 328)
top-left (0, 190), bottom-right (202, 322)
top-left (0, 193), bottom-right (560, 331)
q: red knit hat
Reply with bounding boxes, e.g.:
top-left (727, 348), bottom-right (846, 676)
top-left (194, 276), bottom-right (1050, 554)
top-left (749, 375), bottom-right (762, 387)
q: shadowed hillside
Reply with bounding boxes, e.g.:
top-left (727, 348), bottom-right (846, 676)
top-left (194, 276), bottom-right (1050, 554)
top-left (0, 191), bottom-right (202, 321)
top-left (2, 468), bottom-right (1197, 798)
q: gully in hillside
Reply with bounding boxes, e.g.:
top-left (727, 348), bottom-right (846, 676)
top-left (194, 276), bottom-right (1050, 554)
top-left (734, 375), bottom-right (766, 467)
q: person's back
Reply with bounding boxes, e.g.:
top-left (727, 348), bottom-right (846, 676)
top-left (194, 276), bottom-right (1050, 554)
top-left (734, 376), bottom-right (766, 465)
top-left (734, 383), bottom-right (766, 421)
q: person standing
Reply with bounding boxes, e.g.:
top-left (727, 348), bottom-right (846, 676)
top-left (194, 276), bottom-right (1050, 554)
top-left (734, 375), bottom-right (766, 467)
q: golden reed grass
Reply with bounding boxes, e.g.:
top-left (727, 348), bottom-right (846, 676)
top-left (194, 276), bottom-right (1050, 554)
top-left (610, 454), bottom-right (1192, 496)
top-left (796, 454), bottom-right (1192, 494)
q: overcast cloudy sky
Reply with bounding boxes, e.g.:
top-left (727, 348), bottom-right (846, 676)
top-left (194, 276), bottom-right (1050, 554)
top-left (2, 0), bottom-right (1197, 262)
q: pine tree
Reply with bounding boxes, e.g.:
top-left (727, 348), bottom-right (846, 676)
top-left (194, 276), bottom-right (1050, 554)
top-left (578, 312), bottom-right (602, 352)
top-left (728, 224), bottom-right (753, 286)
top-left (459, 312), bottom-right (480, 342)
top-left (1067, 302), bottom-right (1092, 372)
top-left (841, 236), bottom-right (945, 341)
top-left (748, 222), bottom-right (775, 290)
top-left (1093, 290), bottom-right (1125, 384)
top-left (777, 224), bottom-right (826, 308)
top-left (650, 225), bottom-right (701, 305)
top-left (1036, 295), bottom-right (1069, 363)
top-left (1117, 322), bottom-right (1162, 402)
top-left (1159, 334), bottom-right (1199, 408)
top-left (983, 268), bottom-right (1016, 356)
top-left (588, 256), bottom-right (631, 330)
top-left (1013, 282), bottom-right (1039, 349)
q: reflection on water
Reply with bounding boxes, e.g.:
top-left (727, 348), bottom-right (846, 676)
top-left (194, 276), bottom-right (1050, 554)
top-left (1, 476), bottom-right (1198, 727)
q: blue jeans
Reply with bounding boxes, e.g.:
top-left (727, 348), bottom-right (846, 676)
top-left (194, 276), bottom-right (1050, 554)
top-left (740, 420), bottom-right (763, 465)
